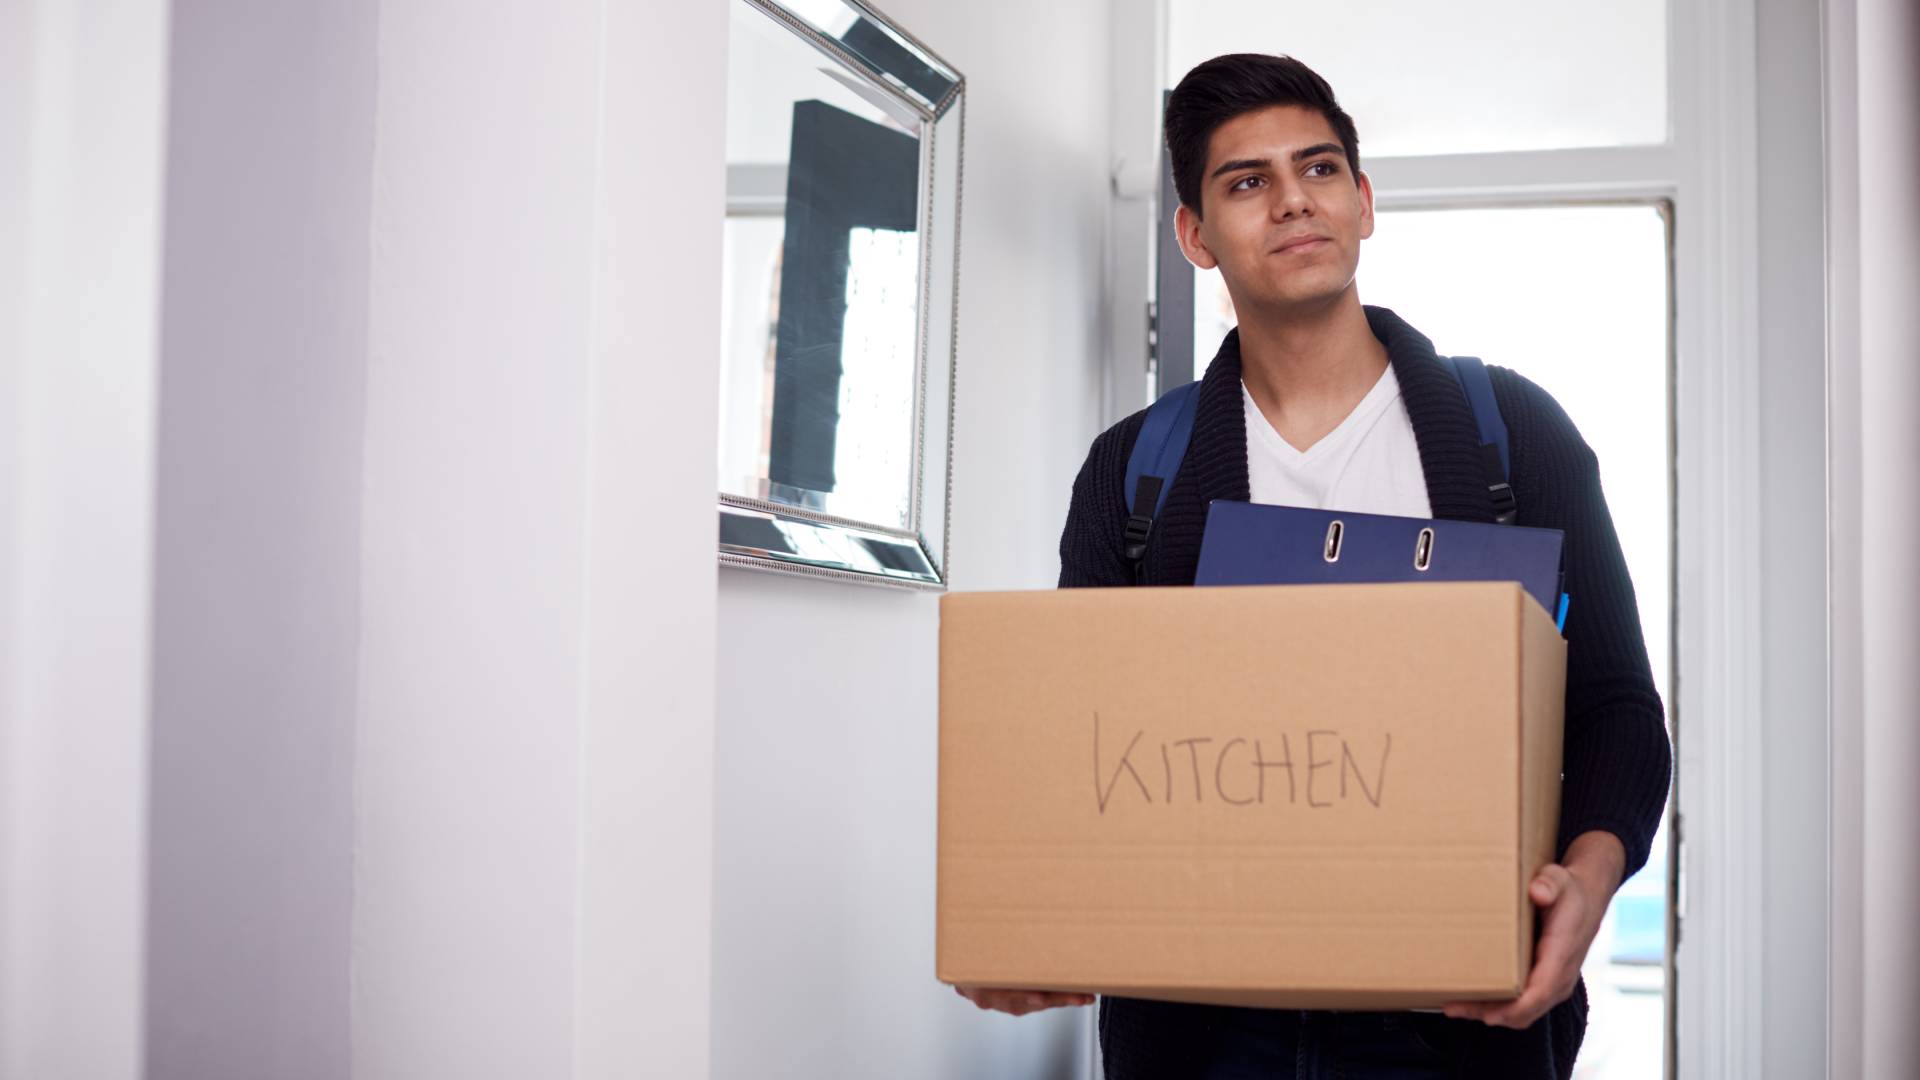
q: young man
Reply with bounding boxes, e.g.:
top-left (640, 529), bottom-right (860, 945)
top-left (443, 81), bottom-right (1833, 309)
top-left (957, 54), bottom-right (1672, 1078)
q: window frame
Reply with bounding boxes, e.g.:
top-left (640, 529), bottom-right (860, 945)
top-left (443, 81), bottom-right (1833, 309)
top-left (1101, 1), bottom-right (1788, 1076)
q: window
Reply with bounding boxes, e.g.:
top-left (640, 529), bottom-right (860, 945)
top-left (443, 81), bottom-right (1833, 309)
top-left (1194, 205), bottom-right (1675, 1076)
top-left (1167, 0), bottom-right (1667, 156)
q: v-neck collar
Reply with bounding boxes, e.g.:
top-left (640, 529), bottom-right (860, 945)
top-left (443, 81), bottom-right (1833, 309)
top-left (1183, 304), bottom-right (1499, 524)
top-left (1241, 362), bottom-right (1399, 463)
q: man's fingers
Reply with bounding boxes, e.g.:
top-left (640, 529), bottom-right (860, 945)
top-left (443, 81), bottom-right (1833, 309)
top-left (1482, 980), bottom-right (1554, 1029)
top-left (1023, 991), bottom-right (1095, 1010)
top-left (1442, 1000), bottom-right (1500, 1022)
top-left (1446, 911), bottom-right (1583, 1026)
top-left (1480, 957), bottom-right (1565, 1027)
top-left (1482, 942), bottom-right (1580, 1028)
top-left (951, 986), bottom-right (1095, 1016)
top-left (1531, 863), bottom-right (1574, 905)
top-left (1530, 885), bottom-right (1589, 978)
top-left (1451, 864), bottom-right (1600, 1028)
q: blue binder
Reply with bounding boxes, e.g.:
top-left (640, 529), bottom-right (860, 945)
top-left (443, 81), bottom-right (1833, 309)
top-left (1194, 500), bottom-right (1570, 629)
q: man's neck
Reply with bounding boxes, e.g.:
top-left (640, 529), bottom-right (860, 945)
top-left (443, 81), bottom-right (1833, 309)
top-left (1234, 289), bottom-right (1391, 451)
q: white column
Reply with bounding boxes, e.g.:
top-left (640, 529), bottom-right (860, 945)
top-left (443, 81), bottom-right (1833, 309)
top-left (351, 1), bottom-right (600, 1075)
top-left (1853, 0), bottom-right (1920, 1072)
top-left (142, 6), bottom-right (375, 1078)
top-left (0, 2), bottom-right (170, 1077)
top-left (1827, 0), bottom-right (1920, 1074)
top-left (351, 0), bottom-right (722, 1075)
top-left (571, 0), bottom-right (722, 1076)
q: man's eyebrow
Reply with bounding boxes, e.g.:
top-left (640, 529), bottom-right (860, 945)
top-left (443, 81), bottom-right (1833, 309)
top-left (1290, 142), bottom-right (1345, 163)
top-left (1209, 157), bottom-right (1270, 180)
top-left (1208, 143), bottom-right (1345, 181)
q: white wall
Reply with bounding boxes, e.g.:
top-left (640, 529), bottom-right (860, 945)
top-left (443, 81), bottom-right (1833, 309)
top-left (350, 1), bottom-right (599, 1071)
top-left (573, 1), bottom-right (726, 1074)
top-left (142, 3), bottom-right (375, 1076)
top-left (0, 0), bottom-right (721, 1075)
top-left (709, 1), bottom-right (1112, 1077)
top-left (1828, 0), bottom-right (1920, 1074)
top-left (351, 0), bottom-right (720, 1076)
top-left (0, 2), bottom-right (169, 1078)
top-left (0, 19), bottom-right (27, 1058)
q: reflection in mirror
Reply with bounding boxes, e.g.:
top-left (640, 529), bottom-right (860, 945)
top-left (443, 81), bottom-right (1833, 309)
top-left (719, 0), bottom-right (963, 588)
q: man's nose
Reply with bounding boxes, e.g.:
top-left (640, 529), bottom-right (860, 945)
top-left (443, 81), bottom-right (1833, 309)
top-left (1269, 177), bottom-right (1312, 219)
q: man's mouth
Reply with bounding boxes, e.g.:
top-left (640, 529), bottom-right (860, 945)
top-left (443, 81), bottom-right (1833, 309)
top-left (1273, 236), bottom-right (1331, 255)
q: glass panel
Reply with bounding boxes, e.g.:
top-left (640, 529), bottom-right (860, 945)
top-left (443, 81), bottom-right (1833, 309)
top-left (1194, 204), bottom-right (1672, 1077)
top-left (1166, 0), bottom-right (1667, 156)
top-left (718, 215), bottom-right (786, 500)
top-left (723, 0), bottom-right (926, 530)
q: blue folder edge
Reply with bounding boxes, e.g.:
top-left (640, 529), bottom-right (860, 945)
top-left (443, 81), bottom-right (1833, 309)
top-left (1195, 500), bottom-right (1570, 637)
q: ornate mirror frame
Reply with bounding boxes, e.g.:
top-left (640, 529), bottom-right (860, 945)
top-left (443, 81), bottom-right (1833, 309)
top-left (717, 0), bottom-right (965, 590)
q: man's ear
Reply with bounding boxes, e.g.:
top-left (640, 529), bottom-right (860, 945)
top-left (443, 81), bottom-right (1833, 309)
top-left (1357, 168), bottom-right (1376, 242)
top-left (1173, 203), bottom-right (1219, 270)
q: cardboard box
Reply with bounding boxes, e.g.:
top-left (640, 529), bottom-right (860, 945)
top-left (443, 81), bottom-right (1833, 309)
top-left (936, 581), bottom-right (1564, 1010)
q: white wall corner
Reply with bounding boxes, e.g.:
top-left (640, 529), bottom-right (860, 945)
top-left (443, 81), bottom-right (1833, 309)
top-left (0, 2), bottom-right (170, 1077)
top-left (569, 0), bottom-right (724, 1076)
top-left (1834, 0), bottom-right (1920, 1074)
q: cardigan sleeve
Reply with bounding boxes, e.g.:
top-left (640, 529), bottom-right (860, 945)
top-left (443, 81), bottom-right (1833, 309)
top-left (1492, 367), bottom-right (1673, 881)
top-left (1057, 413), bottom-right (1144, 589)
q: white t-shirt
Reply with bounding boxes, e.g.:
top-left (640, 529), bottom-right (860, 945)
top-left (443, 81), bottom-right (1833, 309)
top-left (1242, 363), bottom-right (1433, 518)
top-left (1243, 363), bottom-right (1437, 1016)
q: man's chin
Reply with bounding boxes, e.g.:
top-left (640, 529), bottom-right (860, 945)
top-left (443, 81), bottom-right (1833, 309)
top-left (1241, 283), bottom-right (1354, 315)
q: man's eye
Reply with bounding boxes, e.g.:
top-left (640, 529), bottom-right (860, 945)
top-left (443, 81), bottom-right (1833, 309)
top-left (1231, 175), bottom-right (1263, 192)
top-left (1307, 161), bottom-right (1338, 177)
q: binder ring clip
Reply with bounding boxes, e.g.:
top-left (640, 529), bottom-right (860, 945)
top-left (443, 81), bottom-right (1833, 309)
top-left (1413, 527), bottom-right (1435, 572)
top-left (1323, 520), bottom-right (1344, 563)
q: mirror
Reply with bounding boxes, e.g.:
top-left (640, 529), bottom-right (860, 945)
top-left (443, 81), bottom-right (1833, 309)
top-left (718, 0), bottom-right (964, 589)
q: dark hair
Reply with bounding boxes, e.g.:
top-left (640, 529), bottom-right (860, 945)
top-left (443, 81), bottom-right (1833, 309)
top-left (1163, 53), bottom-right (1361, 217)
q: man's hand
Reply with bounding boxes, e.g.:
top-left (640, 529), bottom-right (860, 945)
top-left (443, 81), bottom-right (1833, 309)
top-left (1441, 830), bottom-right (1627, 1030)
top-left (953, 986), bottom-right (1096, 1017)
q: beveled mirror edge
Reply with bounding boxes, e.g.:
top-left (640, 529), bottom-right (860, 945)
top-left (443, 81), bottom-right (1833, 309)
top-left (718, 552), bottom-right (948, 592)
top-left (741, 0), bottom-right (962, 123)
top-left (924, 91), bottom-right (963, 584)
top-left (719, 497), bottom-right (944, 590)
top-left (814, 0), bottom-right (964, 119)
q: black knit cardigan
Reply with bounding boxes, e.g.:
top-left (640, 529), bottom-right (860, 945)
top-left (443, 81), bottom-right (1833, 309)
top-left (1058, 305), bottom-right (1673, 1077)
top-left (1058, 304), bottom-right (1670, 874)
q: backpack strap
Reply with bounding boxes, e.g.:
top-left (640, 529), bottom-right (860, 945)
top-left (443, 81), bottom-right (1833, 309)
top-left (1122, 380), bottom-right (1201, 583)
top-left (1443, 356), bottom-right (1517, 525)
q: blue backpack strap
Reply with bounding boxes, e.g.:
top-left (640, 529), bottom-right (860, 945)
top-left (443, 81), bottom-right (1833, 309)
top-left (1443, 356), bottom-right (1517, 525)
top-left (1121, 380), bottom-right (1201, 580)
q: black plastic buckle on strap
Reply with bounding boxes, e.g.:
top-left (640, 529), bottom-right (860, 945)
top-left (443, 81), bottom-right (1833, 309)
top-left (1123, 513), bottom-right (1154, 561)
top-left (1479, 442), bottom-right (1517, 524)
top-left (1488, 480), bottom-right (1518, 525)
top-left (1123, 475), bottom-right (1165, 567)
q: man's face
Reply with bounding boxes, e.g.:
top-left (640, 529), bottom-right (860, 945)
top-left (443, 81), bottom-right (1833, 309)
top-left (1174, 105), bottom-right (1373, 315)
